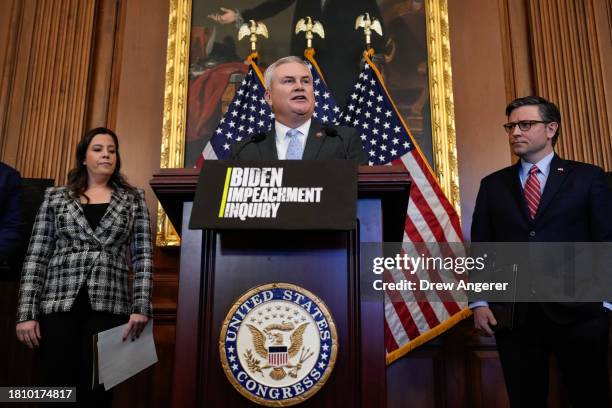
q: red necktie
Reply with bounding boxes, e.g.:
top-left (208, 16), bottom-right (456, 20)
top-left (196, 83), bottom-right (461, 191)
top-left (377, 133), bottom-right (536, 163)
top-left (524, 165), bottom-right (541, 218)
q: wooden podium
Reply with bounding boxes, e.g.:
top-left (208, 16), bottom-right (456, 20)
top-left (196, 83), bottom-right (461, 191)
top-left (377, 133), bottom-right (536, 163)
top-left (150, 166), bottom-right (410, 407)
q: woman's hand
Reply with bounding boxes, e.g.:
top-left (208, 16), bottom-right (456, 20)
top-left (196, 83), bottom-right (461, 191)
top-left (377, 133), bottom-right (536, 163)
top-left (122, 314), bottom-right (149, 341)
top-left (16, 320), bottom-right (41, 349)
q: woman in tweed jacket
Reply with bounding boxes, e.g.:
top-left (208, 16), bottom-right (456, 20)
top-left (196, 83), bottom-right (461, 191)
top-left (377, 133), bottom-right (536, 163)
top-left (15, 127), bottom-right (153, 407)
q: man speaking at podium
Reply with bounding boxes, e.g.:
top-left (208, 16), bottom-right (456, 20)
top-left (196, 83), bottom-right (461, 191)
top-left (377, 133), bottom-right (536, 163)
top-left (230, 56), bottom-right (367, 164)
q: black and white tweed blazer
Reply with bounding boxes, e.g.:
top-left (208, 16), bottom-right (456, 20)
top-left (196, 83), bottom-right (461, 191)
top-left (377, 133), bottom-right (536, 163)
top-left (17, 186), bottom-right (153, 322)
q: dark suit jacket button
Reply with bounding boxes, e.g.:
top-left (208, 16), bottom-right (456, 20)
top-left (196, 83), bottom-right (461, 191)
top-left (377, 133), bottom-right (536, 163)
top-left (529, 231), bottom-right (536, 237)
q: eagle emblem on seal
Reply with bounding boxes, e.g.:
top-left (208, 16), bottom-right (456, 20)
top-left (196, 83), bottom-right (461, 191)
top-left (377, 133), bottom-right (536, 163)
top-left (245, 321), bottom-right (313, 380)
top-left (219, 283), bottom-right (338, 406)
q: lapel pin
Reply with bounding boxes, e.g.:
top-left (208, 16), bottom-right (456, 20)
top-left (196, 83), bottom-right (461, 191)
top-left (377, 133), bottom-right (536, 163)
top-left (557, 167), bottom-right (564, 171)
top-left (315, 131), bottom-right (323, 138)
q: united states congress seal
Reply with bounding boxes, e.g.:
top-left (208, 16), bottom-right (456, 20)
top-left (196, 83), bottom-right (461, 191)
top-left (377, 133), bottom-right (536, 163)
top-left (219, 283), bottom-right (338, 406)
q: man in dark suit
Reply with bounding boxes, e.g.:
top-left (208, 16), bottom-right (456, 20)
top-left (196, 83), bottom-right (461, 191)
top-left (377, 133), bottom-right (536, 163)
top-left (471, 96), bottom-right (612, 407)
top-left (209, 0), bottom-right (384, 106)
top-left (230, 56), bottom-right (366, 163)
top-left (0, 161), bottom-right (23, 270)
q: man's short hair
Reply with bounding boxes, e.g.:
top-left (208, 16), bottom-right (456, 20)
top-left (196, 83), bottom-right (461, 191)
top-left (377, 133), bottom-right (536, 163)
top-left (263, 56), bottom-right (311, 89)
top-left (505, 96), bottom-right (562, 146)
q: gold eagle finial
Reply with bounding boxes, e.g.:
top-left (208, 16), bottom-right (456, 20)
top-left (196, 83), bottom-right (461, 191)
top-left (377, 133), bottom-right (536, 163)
top-left (295, 16), bottom-right (325, 49)
top-left (355, 12), bottom-right (383, 50)
top-left (238, 20), bottom-right (269, 52)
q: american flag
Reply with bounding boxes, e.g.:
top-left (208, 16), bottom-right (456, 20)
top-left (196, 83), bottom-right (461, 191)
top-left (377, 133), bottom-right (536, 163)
top-left (196, 55), bottom-right (339, 166)
top-left (198, 58), bottom-right (272, 164)
top-left (337, 52), bottom-right (471, 364)
top-left (304, 50), bottom-right (341, 125)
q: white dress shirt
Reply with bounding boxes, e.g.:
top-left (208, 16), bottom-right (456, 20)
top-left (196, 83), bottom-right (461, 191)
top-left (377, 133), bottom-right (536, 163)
top-left (518, 151), bottom-right (554, 191)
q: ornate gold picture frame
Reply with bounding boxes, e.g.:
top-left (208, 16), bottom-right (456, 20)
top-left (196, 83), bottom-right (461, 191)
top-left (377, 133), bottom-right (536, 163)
top-left (157, 0), bottom-right (460, 246)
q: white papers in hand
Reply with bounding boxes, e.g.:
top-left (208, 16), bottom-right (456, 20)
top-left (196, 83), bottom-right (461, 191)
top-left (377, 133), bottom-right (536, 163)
top-left (97, 321), bottom-right (158, 390)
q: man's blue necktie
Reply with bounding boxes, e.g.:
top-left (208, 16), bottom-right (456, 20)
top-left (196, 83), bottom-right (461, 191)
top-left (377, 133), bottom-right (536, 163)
top-left (285, 129), bottom-right (303, 160)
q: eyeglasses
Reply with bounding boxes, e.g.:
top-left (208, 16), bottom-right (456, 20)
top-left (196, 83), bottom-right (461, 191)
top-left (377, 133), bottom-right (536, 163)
top-left (503, 120), bottom-right (551, 133)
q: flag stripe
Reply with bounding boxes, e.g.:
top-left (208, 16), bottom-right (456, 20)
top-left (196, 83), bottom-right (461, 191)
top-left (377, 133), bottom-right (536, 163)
top-left (387, 267), bottom-right (441, 332)
top-left (383, 308), bottom-right (401, 351)
top-left (407, 150), bottom-right (464, 240)
top-left (407, 182), bottom-right (447, 242)
top-left (404, 205), bottom-right (428, 243)
top-left (337, 52), bottom-right (470, 364)
top-left (384, 276), bottom-right (421, 339)
top-left (401, 241), bottom-right (461, 316)
top-left (401, 154), bottom-right (463, 242)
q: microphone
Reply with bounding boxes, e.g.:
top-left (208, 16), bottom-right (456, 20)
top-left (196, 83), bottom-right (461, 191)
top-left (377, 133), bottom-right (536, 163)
top-left (230, 132), bottom-right (266, 159)
top-left (322, 125), bottom-right (350, 160)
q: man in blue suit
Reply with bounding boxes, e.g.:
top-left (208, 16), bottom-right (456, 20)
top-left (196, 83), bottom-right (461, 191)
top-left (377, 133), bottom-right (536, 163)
top-left (471, 96), bottom-right (612, 407)
top-left (0, 161), bottom-right (23, 270)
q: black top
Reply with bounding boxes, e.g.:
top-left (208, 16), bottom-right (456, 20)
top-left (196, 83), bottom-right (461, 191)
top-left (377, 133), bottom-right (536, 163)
top-left (82, 203), bottom-right (109, 230)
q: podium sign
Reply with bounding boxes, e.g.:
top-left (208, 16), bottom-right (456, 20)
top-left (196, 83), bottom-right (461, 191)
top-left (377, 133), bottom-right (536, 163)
top-left (150, 166), bottom-right (411, 408)
top-left (190, 160), bottom-right (358, 230)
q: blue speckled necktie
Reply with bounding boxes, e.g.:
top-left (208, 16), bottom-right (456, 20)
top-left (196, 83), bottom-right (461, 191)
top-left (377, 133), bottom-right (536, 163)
top-left (285, 129), bottom-right (303, 160)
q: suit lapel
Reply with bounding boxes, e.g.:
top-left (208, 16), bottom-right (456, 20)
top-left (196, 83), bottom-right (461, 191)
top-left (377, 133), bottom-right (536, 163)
top-left (258, 129), bottom-right (278, 160)
top-left (65, 196), bottom-right (97, 238)
top-left (95, 188), bottom-right (128, 241)
top-left (535, 155), bottom-right (570, 219)
top-left (504, 162), bottom-right (532, 222)
top-left (302, 120), bottom-right (325, 160)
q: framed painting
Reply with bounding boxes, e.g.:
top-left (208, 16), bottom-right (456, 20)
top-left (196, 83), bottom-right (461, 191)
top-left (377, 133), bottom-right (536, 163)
top-left (158, 0), bottom-right (459, 245)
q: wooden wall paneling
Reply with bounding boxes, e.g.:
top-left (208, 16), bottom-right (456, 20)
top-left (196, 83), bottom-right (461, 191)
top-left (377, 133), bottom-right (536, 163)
top-left (387, 348), bottom-right (442, 408)
top-left (46, 0), bottom-right (71, 179)
top-left (551, 0), bottom-right (585, 162)
top-left (585, 0), bottom-right (612, 169)
top-left (2, 0), bottom-right (36, 166)
top-left (0, 0), bottom-right (20, 160)
top-left (497, 0), bottom-right (535, 102)
top-left (592, 0), bottom-right (612, 169)
top-left (114, 0), bottom-right (170, 226)
top-left (33, 0), bottom-right (59, 178)
top-left (574, 0), bottom-right (595, 163)
top-left (42, 0), bottom-right (64, 177)
top-left (7, 0), bottom-right (96, 183)
top-left (107, 0), bottom-right (128, 131)
top-left (74, 0), bottom-right (96, 165)
top-left (557, 0), bottom-right (581, 163)
top-left (86, 0), bottom-right (123, 130)
top-left (572, 2), bottom-right (594, 161)
top-left (527, 0), bottom-right (611, 170)
top-left (58, 0), bottom-right (82, 178)
top-left (65, 0), bottom-right (83, 180)
top-left (0, 0), bottom-right (17, 89)
top-left (468, 350), bottom-right (508, 408)
top-left (48, 0), bottom-right (71, 180)
top-left (527, 0), bottom-right (543, 101)
top-left (19, 1), bottom-right (46, 176)
top-left (508, 0), bottom-right (533, 98)
top-left (498, 0), bottom-right (515, 102)
top-left (63, 0), bottom-right (87, 181)
top-left (448, 0), bottom-right (512, 239)
top-left (575, 0), bottom-right (596, 163)
top-left (564, 0), bottom-right (584, 161)
top-left (441, 320), bottom-right (469, 408)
